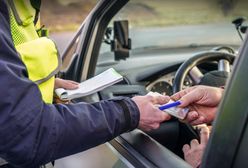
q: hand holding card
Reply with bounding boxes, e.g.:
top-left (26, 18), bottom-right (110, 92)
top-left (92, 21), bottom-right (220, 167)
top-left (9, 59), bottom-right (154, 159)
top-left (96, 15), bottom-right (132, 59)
top-left (159, 100), bottom-right (189, 120)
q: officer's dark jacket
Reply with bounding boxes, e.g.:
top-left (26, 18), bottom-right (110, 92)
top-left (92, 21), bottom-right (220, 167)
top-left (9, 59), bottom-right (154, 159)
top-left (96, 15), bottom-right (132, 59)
top-left (0, 0), bottom-right (140, 167)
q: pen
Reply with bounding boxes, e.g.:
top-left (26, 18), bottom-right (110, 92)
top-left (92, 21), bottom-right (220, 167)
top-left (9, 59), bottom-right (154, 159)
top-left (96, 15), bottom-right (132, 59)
top-left (159, 101), bottom-right (181, 111)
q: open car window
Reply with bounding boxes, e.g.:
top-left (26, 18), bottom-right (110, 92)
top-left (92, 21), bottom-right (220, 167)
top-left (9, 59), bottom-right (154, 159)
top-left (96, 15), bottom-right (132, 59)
top-left (41, 0), bottom-right (248, 167)
top-left (98, 0), bottom-right (246, 60)
top-left (96, 0), bottom-right (247, 97)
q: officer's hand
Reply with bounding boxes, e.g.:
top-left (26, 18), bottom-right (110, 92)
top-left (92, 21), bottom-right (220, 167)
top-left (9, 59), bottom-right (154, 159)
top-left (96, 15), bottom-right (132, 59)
top-left (171, 85), bottom-right (223, 125)
top-left (132, 92), bottom-right (171, 131)
top-left (54, 78), bottom-right (79, 89)
top-left (54, 78), bottom-right (79, 104)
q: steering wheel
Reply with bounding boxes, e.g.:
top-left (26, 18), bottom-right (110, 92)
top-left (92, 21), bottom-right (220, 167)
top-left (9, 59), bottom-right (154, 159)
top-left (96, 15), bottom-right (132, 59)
top-left (173, 51), bottom-right (236, 93)
top-left (171, 51), bottom-right (236, 151)
top-left (147, 50), bottom-right (236, 158)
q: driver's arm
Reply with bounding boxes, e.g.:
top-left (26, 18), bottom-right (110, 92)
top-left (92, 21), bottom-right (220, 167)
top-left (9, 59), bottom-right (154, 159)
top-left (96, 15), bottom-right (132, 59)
top-left (171, 85), bottom-right (223, 125)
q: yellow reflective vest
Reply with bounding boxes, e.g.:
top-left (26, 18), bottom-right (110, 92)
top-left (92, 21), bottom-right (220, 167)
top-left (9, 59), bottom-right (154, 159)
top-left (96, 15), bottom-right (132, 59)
top-left (7, 0), bottom-right (61, 103)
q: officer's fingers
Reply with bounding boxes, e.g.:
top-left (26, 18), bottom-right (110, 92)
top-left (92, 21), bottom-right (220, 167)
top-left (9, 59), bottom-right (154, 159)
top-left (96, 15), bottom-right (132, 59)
top-left (142, 123), bottom-right (157, 132)
top-left (146, 93), bottom-right (170, 105)
top-left (67, 80), bottom-right (79, 85)
top-left (182, 144), bottom-right (190, 153)
top-left (155, 95), bottom-right (170, 105)
top-left (55, 78), bottom-right (79, 89)
top-left (61, 80), bottom-right (79, 90)
top-left (142, 127), bottom-right (152, 132)
top-left (153, 95), bottom-right (170, 105)
top-left (200, 126), bottom-right (210, 145)
top-left (147, 91), bottom-right (160, 96)
top-left (65, 81), bottom-right (79, 90)
top-left (161, 111), bottom-right (172, 121)
top-left (150, 123), bottom-right (160, 130)
top-left (153, 108), bottom-right (171, 122)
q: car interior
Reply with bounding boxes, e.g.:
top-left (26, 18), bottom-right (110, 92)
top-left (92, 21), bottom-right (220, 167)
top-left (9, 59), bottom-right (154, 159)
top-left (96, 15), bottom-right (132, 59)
top-left (55, 0), bottom-right (248, 167)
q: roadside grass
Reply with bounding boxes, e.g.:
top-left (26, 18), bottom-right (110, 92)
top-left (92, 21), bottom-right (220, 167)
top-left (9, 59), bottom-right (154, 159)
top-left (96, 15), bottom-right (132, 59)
top-left (41, 0), bottom-right (248, 32)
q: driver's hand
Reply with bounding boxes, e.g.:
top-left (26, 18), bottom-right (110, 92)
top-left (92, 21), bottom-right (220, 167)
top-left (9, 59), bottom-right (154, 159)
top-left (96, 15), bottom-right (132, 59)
top-left (183, 126), bottom-right (210, 168)
top-left (132, 92), bottom-right (171, 131)
top-left (171, 85), bottom-right (223, 125)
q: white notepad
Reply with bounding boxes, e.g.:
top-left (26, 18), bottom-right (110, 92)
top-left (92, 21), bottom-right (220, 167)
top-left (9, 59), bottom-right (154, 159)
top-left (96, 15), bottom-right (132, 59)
top-left (55, 68), bottom-right (123, 100)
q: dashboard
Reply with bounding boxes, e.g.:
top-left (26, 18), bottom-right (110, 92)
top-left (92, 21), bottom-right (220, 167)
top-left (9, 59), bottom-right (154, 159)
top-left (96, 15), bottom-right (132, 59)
top-left (96, 45), bottom-right (237, 99)
top-left (146, 72), bottom-right (193, 96)
top-left (95, 44), bottom-right (237, 161)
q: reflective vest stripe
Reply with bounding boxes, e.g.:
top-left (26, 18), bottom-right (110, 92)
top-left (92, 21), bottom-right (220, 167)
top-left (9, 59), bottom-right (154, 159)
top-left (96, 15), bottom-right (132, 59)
top-left (8, 0), bottom-right (60, 103)
top-left (7, 0), bottom-right (23, 25)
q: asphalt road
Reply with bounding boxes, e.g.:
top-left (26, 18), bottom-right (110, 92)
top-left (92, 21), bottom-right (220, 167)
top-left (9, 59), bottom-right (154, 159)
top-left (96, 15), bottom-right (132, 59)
top-left (50, 23), bottom-right (242, 55)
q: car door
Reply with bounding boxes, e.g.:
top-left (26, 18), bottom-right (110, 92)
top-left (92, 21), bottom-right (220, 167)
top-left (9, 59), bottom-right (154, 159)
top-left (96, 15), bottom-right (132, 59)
top-left (58, 0), bottom-right (192, 167)
top-left (57, 0), bottom-right (248, 167)
top-left (201, 34), bottom-right (248, 168)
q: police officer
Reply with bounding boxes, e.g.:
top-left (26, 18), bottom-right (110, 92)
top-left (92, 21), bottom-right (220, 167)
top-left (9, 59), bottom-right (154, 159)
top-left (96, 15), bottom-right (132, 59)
top-left (0, 0), bottom-right (171, 167)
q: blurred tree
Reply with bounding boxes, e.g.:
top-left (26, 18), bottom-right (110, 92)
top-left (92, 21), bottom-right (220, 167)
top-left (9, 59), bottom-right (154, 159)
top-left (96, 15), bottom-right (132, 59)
top-left (219, 0), bottom-right (237, 15)
top-left (41, 0), bottom-right (96, 31)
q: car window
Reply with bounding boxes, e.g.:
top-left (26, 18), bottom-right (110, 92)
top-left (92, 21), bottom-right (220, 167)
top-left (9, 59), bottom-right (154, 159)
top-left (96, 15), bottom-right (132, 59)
top-left (99, 0), bottom-right (248, 58)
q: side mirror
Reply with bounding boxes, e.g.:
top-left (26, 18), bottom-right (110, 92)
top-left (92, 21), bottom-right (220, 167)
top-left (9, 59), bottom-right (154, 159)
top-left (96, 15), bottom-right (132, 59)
top-left (111, 20), bottom-right (131, 61)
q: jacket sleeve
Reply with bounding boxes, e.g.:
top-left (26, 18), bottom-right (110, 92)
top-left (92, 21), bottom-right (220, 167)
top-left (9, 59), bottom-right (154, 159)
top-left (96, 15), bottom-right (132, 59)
top-left (0, 2), bottom-right (140, 167)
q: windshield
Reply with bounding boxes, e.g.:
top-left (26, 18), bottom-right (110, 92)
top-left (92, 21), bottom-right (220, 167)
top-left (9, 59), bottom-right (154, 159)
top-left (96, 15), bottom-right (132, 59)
top-left (100, 0), bottom-right (247, 53)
